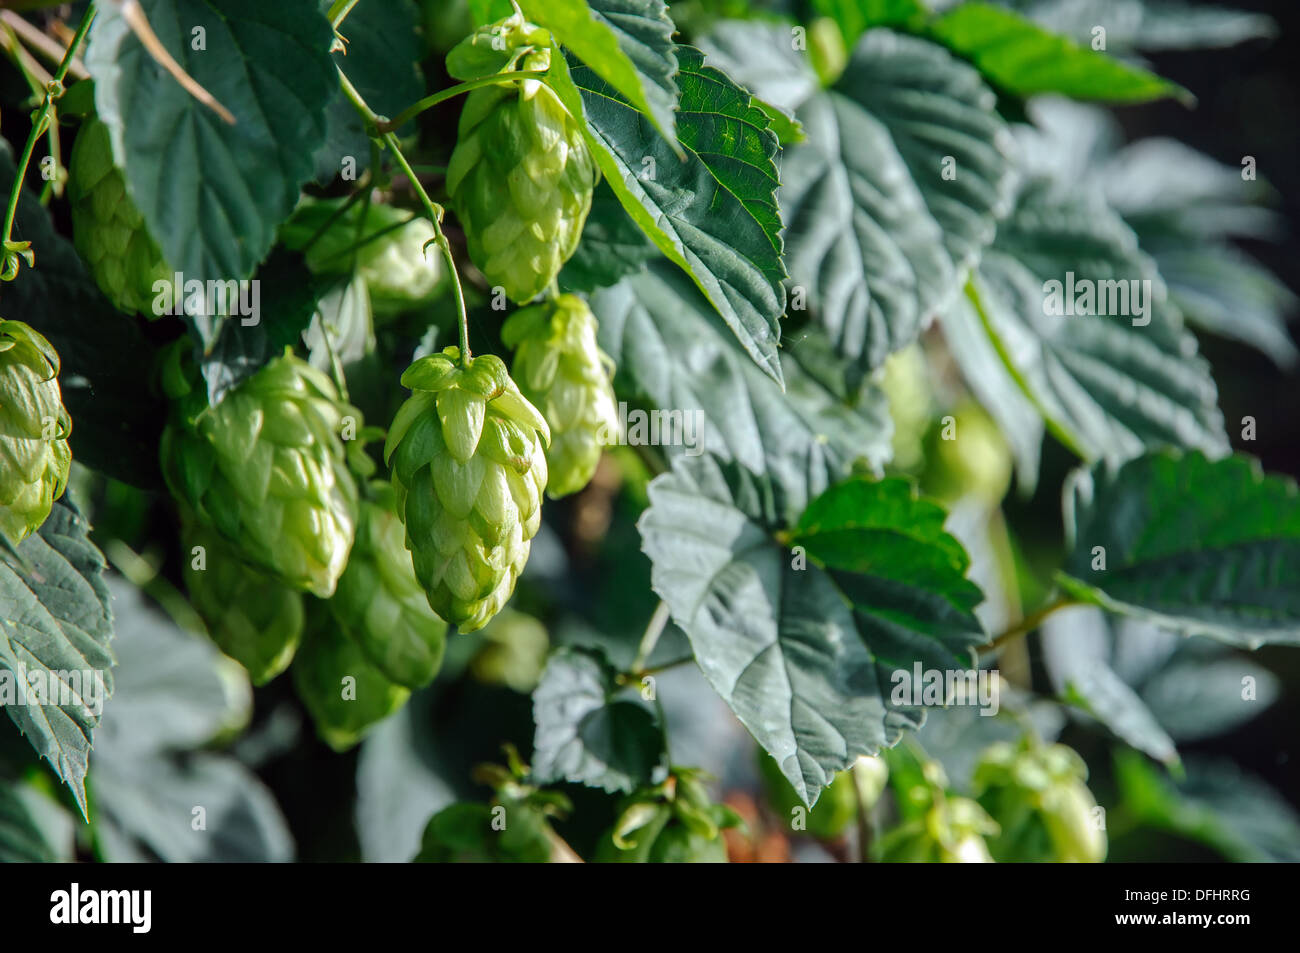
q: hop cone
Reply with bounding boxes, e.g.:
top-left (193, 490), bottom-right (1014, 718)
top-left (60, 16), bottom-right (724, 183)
top-left (445, 15), bottom-right (597, 303)
top-left (596, 772), bottom-right (740, 863)
top-left (385, 346), bottom-right (549, 632)
top-left (292, 605), bottom-right (409, 751)
top-left (161, 350), bottom-right (359, 598)
top-left (502, 294), bottom-right (618, 497)
top-left (972, 740), bottom-right (1107, 863)
top-left (183, 521), bottom-right (304, 685)
top-left (874, 796), bottom-right (998, 863)
top-left (68, 118), bottom-right (170, 316)
top-left (331, 483), bottom-right (448, 688)
top-left (0, 320), bottom-right (71, 546)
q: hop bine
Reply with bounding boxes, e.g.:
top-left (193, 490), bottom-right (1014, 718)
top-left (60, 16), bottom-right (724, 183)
top-left (502, 294), bottom-right (618, 497)
top-left (0, 320), bottom-right (71, 546)
top-left (445, 13), bottom-right (597, 304)
top-left (385, 347), bottom-right (549, 632)
top-left (160, 348), bottom-right (359, 598)
top-left (68, 118), bottom-right (170, 317)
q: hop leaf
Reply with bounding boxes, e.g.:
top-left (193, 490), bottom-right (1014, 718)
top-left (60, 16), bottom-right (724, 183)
top-left (445, 17), bottom-right (597, 304)
top-left (67, 118), bottom-right (170, 317)
top-left (161, 349), bottom-right (359, 598)
top-left (972, 739), bottom-right (1107, 863)
top-left (182, 520), bottom-right (304, 685)
top-left (330, 483), bottom-right (448, 688)
top-left (385, 347), bottom-right (549, 632)
top-left (0, 320), bottom-right (71, 546)
top-left (502, 294), bottom-right (618, 497)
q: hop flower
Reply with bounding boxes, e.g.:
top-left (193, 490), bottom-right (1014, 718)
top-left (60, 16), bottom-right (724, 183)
top-left (445, 14), bottom-right (597, 303)
top-left (972, 739), bottom-right (1107, 863)
top-left (502, 294), bottom-right (618, 497)
top-left (0, 320), bottom-right (71, 546)
top-left (160, 350), bottom-right (359, 598)
top-left (330, 483), bottom-right (448, 688)
top-left (182, 521), bottom-right (304, 685)
top-left (292, 604), bottom-right (409, 751)
top-left (875, 795), bottom-right (999, 863)
top-left (596, 771), bottom-right (742, 863)
top-left (67, 118), bottom-right (170, 317)
top-left (385, 347), bottom-right (549, 632)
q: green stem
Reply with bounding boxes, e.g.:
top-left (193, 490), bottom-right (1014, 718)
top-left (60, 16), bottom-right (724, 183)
top-left (631, 601), bottom-right (671, 675)
top-left (984, 597), bottom-right (1077, 653)
top-left (327, 0), bottom-right (360, 29)
top-left (376, 71), bottom-right (549, 134)
top-left (1, 6), bottom-right (92, 268)
top-left (338, 68), bottom-right (472, 364)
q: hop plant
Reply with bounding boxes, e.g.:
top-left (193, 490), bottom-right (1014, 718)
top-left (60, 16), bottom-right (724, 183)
top-left (875, 795), bottom-right (1000, 863)
top-left (160, 349), bottom-right (359, 598)
top-left (444, 14), bottom-right (597, 303)
top-left (67, 118), bottom-right (170, 317)
top-left (0, 320), bottom-right (71, 546)
top-left (292, 604), bottom-right (409, 751)
top-left (595, 770), bottom-right (742, 863)
top-left (385, 346), bottom-right (549, 632)
top-left (182, 521), bottom-right (304, 685)
top-left (330, 483), bottom-right (448, 688)
top-left (972, 739), bottom-right (1107, 863)
top-left (502, 294), bottom-right (618, 497)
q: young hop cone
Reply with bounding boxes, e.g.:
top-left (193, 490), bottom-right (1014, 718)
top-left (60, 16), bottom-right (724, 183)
top-left (445, 14), bottom-right (597, 304)
top-left (330, 483), bottom-right (448, 688)
top-left (874, 795), bottom-right (999, 863)
top-left (67, 118), bottom-right (170, 316)
top-left (292, 604), bottom-right (409, 752)
top-left (182, 521), bottom-right (304, 685)
top-left (160, 349), bottom-right (359, 598)
top-left (385, 347), bottom-right (550, 633)
top-left (972, 739), bottom-right (1107, 863)
top-left (502, 294), bottom-right (618, 498)
top-left (0, 320), bottom-right (71, 546)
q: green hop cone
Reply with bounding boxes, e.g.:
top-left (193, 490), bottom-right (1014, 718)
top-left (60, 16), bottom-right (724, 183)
top-left (68, 118), bottom-right (170, 316)
top-left (445, 15), bottom-right (597, 303)
top-left (972, 739), bottom-right (1107, 863)
top-left (385, 346), bottom-right (550, 633)
top-left (292, 604), bottom-right (409, 751)
top-left (0, 320), bottom-right (71, 546)
top-left (182, 521), bottom-right (304, 685)
top-left (161, 350), bottom-right (359, 598)
top-left (757, 753), bottom-right (857, 840)
top-left (330, 483), bottom-right (448, 688)
top-left (875, 795), bottom-right (999, 863)
top-left (501, 294), bottom-right (618, 497)
top-left (280, 198), bottom-right (442, 316)
top-left (595, 771), bottom-right (741, 863)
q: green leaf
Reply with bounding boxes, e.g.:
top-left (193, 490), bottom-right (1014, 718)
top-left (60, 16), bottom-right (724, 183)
top-left (414, 797), bottom-right (555, 862)
top-left (639, 458), bottom-right (985, 805)
top-left (998, 0), bottom-right (1276, 54)
top-left (86, 0), bottom-right (337, 293)
top-left (554, 47), bottom-right (787, 385)
top-left (0, 779), bottom-right (62, 861)
top-left (590, 263), bottom-right (892, 495)
top-left (0, 148), bottom-right (164, 488)
top-left (1060, 451), bottom-right (1300, 647)
top-left (520, 0), bottom-right (678, 145)
top-left (815, 0), bottom-right (927, 47)
top-left (928, 3), bottom-right (1190, 104)
top-left (0, 501), bottom-right (115, 816)
top-left (313, 0), bottom-right (425, 182)
top-left (968, 180), bottom-right (1228, 464)
top-left (531, 648), bottom-right (664, 793)
top-left (558, 182), bottom-right (657, 293)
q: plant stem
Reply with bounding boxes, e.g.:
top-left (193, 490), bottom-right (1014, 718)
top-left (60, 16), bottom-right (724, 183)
top-left (326, 0), bottom-right (360, 29)
top-left (983, 597), bottom-right (1077, 653)
top-left (337, 68), bottom-right (473, 364)
top-left (377, 71), bottom-right (549, 133)
top-left (1, 5), bottom-right (92, 271)
top-left (631, 601), bottom-right (671, 675)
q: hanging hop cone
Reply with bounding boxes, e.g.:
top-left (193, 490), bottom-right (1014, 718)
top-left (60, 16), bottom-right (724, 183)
top-left (501, 294), bottom-right (618, 498)
top-left (182, 520), bottom-right (304, 685)
top-left (160, 348), bottom-right (359, 598)
top-left (445, 13), bottom-right (597, 304)
top-left (385, 347), bottom-right (549, 632)
top-left (68, 117), bottom-right (170, 317)
top-left (972, 739), bottom-right (1107, 863)
top-left (330, 483), bottom-right (448, 688)
top-left (0, 320), bottom-right (71, 546)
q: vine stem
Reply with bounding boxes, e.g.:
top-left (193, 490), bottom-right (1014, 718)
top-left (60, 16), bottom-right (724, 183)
top-left (326, 0), bottom-right (360, 29)
top-left (631, 601), bottom-right (671, 675)
top-left (337, 68), bottom-right (472, 364)
top-left (1, 5), bottom-right (93, 270)
top-left (376, 71), bottom-right (550, 134)
top-left (983, 597), bottom-right (1078, 654)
